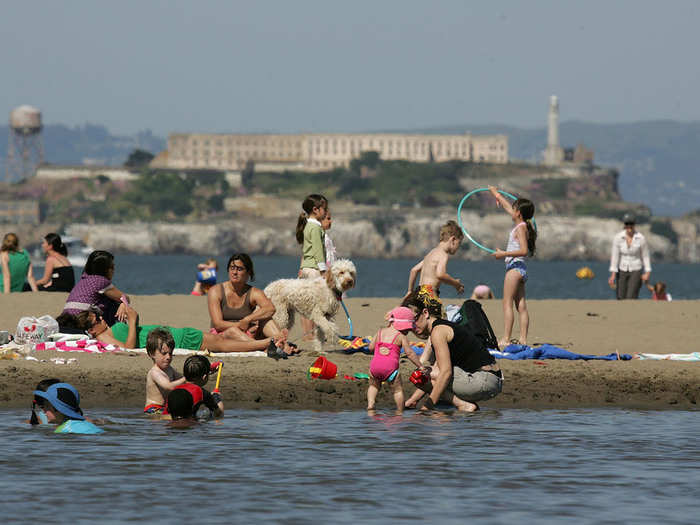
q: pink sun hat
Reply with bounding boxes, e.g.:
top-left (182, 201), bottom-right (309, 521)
top-left (388, 306), bottom-right (416, 331)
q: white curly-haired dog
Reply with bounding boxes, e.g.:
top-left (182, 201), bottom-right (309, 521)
top-left (264, 259), bottom-right (356, 352)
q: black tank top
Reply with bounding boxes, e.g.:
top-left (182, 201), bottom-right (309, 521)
top-left (38, 265), bottom-right (75, 292)
top-left (431, 318), bottom-right (495, 373)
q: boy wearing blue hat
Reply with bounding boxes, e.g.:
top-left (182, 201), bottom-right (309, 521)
top-left (33, 382), bottom-right (104, 434)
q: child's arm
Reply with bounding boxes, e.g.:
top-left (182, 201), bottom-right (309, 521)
top-left (398, 334), bottom-right (424, 370)
top-left (646, 282), bottom-right (655, 293)
top-left (1, 252), bottom-right (10, 294)
top-left (405, 260), bottom-right (423, 296)
top-left (151, 368), bottom-right (185, 392)
top-left (435, 255), bottom-right (464, 294)
top-left (492, 224), bottom-right (528, 260)
top-left (369, 330), bottom-right (379, 352)
top-left (488, 186), bottom-right (516, 217)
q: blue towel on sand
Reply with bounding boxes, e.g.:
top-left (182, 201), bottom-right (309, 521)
top-left (490, 343), bottom-right (631, 361)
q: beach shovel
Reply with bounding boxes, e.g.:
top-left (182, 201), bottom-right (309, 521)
top-left (212, 361), bottom-right (224, 393)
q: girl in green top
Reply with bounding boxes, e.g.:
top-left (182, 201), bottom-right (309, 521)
top-left (1, 233), bottom-right (37, 293)
top-left (295, 194), bottom-right (328, 340)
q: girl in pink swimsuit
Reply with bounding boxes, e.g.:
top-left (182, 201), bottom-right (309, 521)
top-left (367, 306), bottom-right (427, 413)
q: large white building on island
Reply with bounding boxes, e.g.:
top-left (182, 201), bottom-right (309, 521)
top-left (160, 132), bottom-right (508, 172)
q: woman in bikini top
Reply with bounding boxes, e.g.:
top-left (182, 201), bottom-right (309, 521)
top-left (207, 253), bottom-right (300, 354)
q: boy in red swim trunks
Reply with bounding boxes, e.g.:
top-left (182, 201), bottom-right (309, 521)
top-left (144, 328), bottom-right (185, 414)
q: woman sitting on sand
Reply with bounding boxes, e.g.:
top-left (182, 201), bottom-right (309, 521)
top-left (61, 250), bottom-right (130, 325)
top-left (71, 304), bottom-right (279, 354)
top-left (35, 233), bottom-right (75, 292)
top-left (1, 233), bottom-right (37, 294)
top-left (208, 253), bottom-right (299, 354)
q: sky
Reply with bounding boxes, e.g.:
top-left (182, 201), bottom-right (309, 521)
top-left (1, 1), bottom-right (699, 136)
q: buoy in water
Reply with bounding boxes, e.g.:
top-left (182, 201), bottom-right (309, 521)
top-left (576, 267), bottom-right (595, 279)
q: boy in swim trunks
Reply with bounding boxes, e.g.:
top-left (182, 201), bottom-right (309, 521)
top-left (144, 328), bottom-right (185, 414)
top-left (404, 220), bottom-right (465, 301)
top-left (404, 220), bottom-right (464, 364)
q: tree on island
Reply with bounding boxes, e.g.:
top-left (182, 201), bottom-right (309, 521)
top-left (124, 149), bottom-right (155, 168)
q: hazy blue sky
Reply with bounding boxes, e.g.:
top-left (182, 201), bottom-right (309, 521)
top-left (2, 1), bottom-right (698, 136)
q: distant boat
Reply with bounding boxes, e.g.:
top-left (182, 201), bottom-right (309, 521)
top-left (29, 235), bottom-right (94, 268)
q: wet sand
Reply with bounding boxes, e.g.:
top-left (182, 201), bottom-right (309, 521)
top-left (1, 293), bottom-right (698, 410)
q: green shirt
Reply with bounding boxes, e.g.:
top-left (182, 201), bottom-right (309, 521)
top-left (110, 323), bottom-right (204, 350)
top-left (0, 249), bottom-right (30, 292)
top-left (300, 219), bottom-right (327, 271)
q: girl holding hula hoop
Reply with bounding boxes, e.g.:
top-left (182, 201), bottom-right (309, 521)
top-left (488, 186), bottom-right (537, 347)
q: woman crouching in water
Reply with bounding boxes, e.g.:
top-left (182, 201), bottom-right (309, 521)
top-left (403, 290), bottom-right (503, 412)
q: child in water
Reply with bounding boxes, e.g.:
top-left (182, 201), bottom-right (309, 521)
top-left (367, 306), bottom-right (427, 413)
top-left (30, 378), bottom-right (62, 425)
top-left (488, 186), bottom-right (537, 347)
top-left (647, 281), bottom-right (672, 301)
top-left (191, 258), bottom-right (218, 296)
top-left (296, 194), bottom-right (329, 341)
top-left (144, 328), bottom-right (186, 414)
top-left (32, 382), bottom-right (104, 434)
top-left (180, 354), bottom-right (224, 419)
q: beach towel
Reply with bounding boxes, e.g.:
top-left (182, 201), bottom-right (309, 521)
top-left (490, 343), bottom-right (632, 361)
top-left (32, 339), bottom-right (267, 357)
top-left (635, 352), bottom-right (700, 361)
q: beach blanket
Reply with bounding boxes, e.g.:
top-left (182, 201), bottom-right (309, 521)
top-left (32, 339), bottom-right (266, 357)
top-left (491, 343), bottom-right (632, 361)
top-left (337, 336), bottom-right (425, 355)
top-left (635, 352), bottom-right (700, 361)
top-left (34, 340), bottom-right (123, 353)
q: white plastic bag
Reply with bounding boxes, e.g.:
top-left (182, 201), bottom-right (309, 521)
top-left (15, 315), bottom-right (59, 345)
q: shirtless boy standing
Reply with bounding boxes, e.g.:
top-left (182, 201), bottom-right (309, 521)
top-left (405, 220), bottom-right (465, 300)
top-left (144, 328), bottom-right (186, 414)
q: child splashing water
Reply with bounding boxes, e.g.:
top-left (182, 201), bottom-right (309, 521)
top-left (488, 186), bottom-right (537, 347)
top-left (367, 306), bottom-right (426, 413)
top-left (296, 194), bottom-right (328, 342)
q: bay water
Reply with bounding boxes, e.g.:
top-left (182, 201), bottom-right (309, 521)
top-left (2, 407), bottom-right (699, 523)
top-left (46, 254), bottom-right (700, 299)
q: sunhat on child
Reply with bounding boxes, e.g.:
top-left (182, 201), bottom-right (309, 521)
top-left (388, 306), bottom-right (416, 331)
top-left (33, 382), bottom-right (85, 420)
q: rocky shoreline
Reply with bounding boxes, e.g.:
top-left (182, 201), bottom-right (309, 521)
top-left (62, 208), bottom-right (700, 262)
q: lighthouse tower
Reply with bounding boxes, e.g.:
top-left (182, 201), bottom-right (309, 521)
top-left (543, 95), bottom-right (564, 166)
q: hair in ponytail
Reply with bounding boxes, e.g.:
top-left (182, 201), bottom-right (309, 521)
top-left (45, 233), bottom-right (68, 256)
top-left (295, 194), bottom-right (327, 244)
top-left (514, 198), bottom-right (536, 256)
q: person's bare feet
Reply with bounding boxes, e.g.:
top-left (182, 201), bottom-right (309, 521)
top-left (455, 401), bottom-right (479, 412)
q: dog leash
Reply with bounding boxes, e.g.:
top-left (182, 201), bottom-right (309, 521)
top-left (340, 298), bottom-right (353, 338)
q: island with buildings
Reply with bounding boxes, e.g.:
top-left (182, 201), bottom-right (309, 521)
top-left (1, 97), bottom-right (698, 261)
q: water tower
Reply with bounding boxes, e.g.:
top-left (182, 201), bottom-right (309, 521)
top-left (5, 105), bottom-right (44, 182)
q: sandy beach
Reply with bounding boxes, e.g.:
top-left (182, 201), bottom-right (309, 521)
top-left (1, 293), bottom-right (698, 411)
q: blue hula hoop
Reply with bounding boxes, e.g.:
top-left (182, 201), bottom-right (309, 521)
top-left (340, 298), bottom-right (353, 337)
top-left (457, 188), bottom-right (537, 254)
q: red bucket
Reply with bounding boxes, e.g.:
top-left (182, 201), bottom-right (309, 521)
top-left (309, 356), bottom-right (337, 380)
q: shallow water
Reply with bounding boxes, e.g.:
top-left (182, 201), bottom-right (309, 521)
top-left (38, 254), bottom-right (700, 299)
top-left (3, 408), bottom-right (699, 523)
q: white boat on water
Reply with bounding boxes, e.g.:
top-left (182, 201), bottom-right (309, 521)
top-left (30, 235), bottom-right (94, 268)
